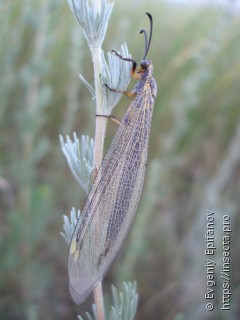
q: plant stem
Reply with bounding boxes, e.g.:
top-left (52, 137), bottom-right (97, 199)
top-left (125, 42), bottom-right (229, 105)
top-left (91, 45), bottom-right (106, 320)
top-left (92, 46), bottom-right (107, 166)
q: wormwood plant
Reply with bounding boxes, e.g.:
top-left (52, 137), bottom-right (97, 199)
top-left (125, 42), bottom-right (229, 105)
top-left (59, 0), bottom-right (138, 319)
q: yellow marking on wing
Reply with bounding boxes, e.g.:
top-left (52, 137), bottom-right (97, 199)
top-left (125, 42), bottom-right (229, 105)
top-left (70, 238), bottom-right (77, 255)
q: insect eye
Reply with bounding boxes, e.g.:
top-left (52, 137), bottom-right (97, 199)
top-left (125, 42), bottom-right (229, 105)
top-left (140, 60), bottom-right (150, 70)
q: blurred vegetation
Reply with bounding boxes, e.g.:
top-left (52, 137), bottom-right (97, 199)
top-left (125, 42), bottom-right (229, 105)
top-left (0, 0), bottom-right (240, 319)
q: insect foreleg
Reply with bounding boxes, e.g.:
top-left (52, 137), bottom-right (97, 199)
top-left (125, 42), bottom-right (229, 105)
top-left (111, 50), bottom-right (136, 66)
top-left (111, 50), bottom-right (140, 79)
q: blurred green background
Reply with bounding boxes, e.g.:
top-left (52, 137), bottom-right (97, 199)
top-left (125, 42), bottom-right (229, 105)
top-left (1, 0), bottom-right (240, 319)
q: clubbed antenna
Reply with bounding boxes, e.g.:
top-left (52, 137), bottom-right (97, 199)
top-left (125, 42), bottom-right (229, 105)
top-left (140, 12), bottom-right (153, 59)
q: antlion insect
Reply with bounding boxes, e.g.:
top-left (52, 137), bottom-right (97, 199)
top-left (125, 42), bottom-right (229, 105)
top-left (68, 12), bottom-right (157, 304)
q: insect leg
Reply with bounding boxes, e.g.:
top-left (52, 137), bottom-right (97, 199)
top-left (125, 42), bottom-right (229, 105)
top-left (104, 83), bottom-right (136, 99)
top-left (112, 50), bottom-right (137, 66)
top-left (111, 50), bottom-right (140, 79)
top-left (96, 114), bottom-right (121, 125)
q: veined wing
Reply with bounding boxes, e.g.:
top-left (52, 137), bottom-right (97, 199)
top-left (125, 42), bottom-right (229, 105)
top-left (68, 81), bottom-right (155, 304)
